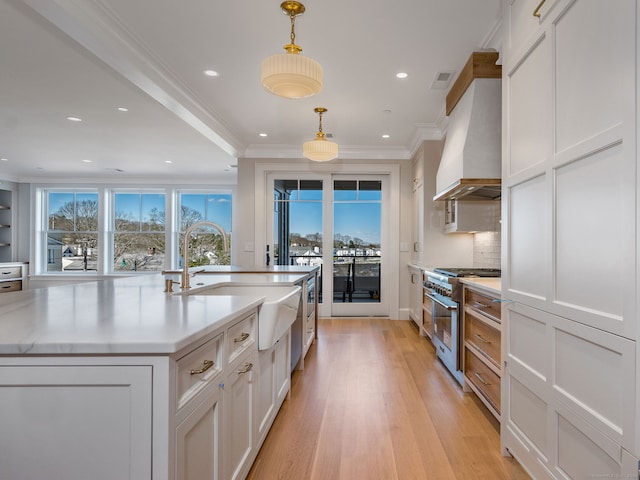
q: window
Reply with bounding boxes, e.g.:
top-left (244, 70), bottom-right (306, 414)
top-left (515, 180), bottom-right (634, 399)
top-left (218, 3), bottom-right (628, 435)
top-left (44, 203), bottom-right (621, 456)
top-left (37, 187), bottom-right (233, 275)
top-left (179, 192), bottom-right (232, 267)
top-left (45, 191), bottom-right (99, 272)
top-left (113, 192), bottom-right (166, 272)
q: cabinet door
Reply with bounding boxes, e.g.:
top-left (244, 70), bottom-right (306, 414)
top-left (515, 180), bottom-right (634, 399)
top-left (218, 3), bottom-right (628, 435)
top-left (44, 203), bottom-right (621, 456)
top-left (175, 386), bottom-right (222, 480)
top-left (0, 365), bottom-right (152, 480)
top-left (225, 352), bottom-right (258, 480)
top-left (257, 347), bottom-right (276, 444)
top-left (274, 330), bottom-right (291, 403)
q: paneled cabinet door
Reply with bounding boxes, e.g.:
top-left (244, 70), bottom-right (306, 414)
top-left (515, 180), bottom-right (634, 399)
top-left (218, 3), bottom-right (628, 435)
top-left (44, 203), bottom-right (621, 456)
top-left (274, 331), bottom-right (291, 404)
top-left (257, 346), bottom-right (276, 444)
top-left (0, 364), bottom-right (152, 480)
top-left (175, 385), bottom-right (222, 480)
top-left (225, 351), bottom-right (258, 480)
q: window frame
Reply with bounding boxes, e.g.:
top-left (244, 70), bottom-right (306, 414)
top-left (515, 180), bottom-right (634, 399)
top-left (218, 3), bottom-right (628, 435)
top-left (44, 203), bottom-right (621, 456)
top-left (33, 185), bottom-right (234, 277)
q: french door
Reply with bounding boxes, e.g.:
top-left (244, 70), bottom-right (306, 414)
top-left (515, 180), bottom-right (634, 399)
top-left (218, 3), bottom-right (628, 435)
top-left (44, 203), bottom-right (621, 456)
top-left (267, 173), bottom-right (389, 317)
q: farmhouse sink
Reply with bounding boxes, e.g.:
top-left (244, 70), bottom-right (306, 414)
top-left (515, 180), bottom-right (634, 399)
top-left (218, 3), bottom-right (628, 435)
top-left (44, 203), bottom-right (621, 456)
top-left (195, 285), bottom-right (301, 350)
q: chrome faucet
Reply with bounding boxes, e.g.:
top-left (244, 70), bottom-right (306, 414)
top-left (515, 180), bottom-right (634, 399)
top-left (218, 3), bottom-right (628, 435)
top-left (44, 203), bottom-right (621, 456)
top-left (182, 221), bottom-right (229, 289)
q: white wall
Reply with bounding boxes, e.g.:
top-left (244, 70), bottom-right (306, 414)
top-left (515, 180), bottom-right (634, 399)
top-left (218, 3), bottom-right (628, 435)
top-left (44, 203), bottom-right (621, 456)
top-left (236, 157), bottom-right (411, 320)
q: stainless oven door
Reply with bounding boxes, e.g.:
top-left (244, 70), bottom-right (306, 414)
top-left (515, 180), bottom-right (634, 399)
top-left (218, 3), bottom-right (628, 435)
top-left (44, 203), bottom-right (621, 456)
top-left (425, 292), bottom-right (463, 384)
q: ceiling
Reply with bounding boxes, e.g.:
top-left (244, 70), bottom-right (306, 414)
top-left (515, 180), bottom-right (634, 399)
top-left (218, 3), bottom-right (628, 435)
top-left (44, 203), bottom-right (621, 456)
top-left (0, 0), bottom-right (502, 183)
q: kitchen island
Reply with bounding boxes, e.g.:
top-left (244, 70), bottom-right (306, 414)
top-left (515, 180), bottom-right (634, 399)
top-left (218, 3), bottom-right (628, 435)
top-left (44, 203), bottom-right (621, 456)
top-left (0, 268), bottom-right (315, 480)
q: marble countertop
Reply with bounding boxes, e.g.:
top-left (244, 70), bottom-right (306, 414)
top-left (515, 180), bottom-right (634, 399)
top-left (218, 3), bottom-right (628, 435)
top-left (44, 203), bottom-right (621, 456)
top-left (459, 277), bottom-right (501, 296)
top-left (0, 269), bottom-right (310, 356)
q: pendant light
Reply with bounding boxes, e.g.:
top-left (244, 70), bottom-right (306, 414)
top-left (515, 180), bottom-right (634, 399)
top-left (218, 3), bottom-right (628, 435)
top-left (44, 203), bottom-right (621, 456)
top-left (261, 1), bottom-right (323, 99)
top-left (303, 107), bottom-right (338, 161)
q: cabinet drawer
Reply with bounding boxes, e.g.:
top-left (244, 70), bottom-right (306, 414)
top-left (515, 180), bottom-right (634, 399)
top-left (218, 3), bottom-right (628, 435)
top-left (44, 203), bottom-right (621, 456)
top-left (465, 312), bottom-right (501, 367)
top-left (464, 289), bottom-right (501, 322)
top-left (465, 349), bottom-right (501, 413)
top-left (0, 280), bottom-right (21, 293)
top-left (227, 313), bottom-right (256, 365)
top-left (0, 266), bottom-right (21, 280)
top-left (176, 333), bottom-right (223, 410)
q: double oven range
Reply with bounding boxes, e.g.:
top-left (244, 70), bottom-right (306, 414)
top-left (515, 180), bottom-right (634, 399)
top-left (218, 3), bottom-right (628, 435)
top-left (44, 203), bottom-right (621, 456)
top-left (423, 267), bottom-right (501, 385)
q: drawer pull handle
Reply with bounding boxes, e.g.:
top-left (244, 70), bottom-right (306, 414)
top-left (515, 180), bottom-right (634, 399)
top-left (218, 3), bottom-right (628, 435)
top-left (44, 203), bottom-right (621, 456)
top-left (472, 302), bottom-right (489, 309)
top-left (238, 362), bottom-right (253, 374)
top-left (533, 0), bottom-right (546, 17)
top-left (190, 359), bottom-right (215, 375)
top-left (1, 271), bottom-right (12, 275)
top-left (474, 372), bottom-right (491, 386)
top-left (474, 334), bottom-right (491, 344)
top-left (234, 332), bottom-right (250, 343)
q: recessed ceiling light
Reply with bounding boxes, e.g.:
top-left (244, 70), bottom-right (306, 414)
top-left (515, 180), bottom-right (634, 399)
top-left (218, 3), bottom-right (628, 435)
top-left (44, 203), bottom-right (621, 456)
top-left (0, 158), bottom-right (7, 162)
top-left (164, 160), bottom-right (173, 164)
top-left (81, 159), bottom-right (92, 163)
top-left (396, 72), bottom-right (408, 79)
top-left (203, 70), bottom-right (219, 77)
top-left (382, 134), bottom-right (390, 139)
top-left (66, 116), bottom-right (82, 122)
top-left (259, 133), bottom-right (268, 137)
top-left (117, 107), bottom-right (129, 112)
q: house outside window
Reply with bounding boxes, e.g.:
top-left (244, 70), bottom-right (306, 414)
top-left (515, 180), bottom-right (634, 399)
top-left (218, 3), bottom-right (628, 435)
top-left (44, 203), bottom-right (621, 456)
top-left (45, 191), bottom-right (99, 272)
top-left (113, 192), bottom-right (166, 272)
top-left (37, 187), bottom-right (233, 275)
top-left (179, 192), bottom-right (232, 267)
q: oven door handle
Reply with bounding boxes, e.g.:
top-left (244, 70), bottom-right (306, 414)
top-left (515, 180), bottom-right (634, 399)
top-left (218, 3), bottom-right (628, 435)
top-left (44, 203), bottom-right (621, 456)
top-left (425, 293), bottom-right (457, 311)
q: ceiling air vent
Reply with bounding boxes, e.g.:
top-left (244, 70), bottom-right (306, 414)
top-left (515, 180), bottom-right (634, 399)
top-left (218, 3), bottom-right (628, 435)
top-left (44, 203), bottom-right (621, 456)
top-left (430, 71), bottom-right (455, 90)
top-left (325, 133), bottom-right (334, 138)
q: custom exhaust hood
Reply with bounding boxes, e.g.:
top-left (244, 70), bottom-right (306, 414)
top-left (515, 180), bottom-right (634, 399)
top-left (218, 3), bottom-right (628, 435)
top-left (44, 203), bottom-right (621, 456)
top-left (434, 52), bottom-right (502, 201)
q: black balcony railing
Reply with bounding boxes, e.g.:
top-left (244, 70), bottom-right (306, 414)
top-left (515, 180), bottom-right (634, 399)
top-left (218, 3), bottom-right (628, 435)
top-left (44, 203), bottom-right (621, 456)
top-left (284, 254), bottom-right (380, 303)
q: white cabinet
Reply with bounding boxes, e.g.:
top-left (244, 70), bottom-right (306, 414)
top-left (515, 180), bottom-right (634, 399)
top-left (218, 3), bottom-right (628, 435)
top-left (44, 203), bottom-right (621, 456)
top-left (174, 332), bottom-right (224, 480)
top-left (501, 0), bottom-right (640, 477)
top-left (408, 265), bottom-right (425, 333)
top-left (175, 385), bottom-right (223, 480)
top-left (0, 362), bottom-right (153, 480)
top-left (225, 352), bottom-right (258, 480)
top-left (0, 262), bottom-right (27, 293)
top-left (257, 330), bottom-right (290, 447)
top-left (0, 305), bottom-right (291, 480)
top-left (411, 153), bottom-right (424, 263)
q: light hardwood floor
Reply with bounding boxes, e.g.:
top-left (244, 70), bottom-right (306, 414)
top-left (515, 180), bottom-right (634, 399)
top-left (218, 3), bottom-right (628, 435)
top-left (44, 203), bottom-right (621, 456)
top-left (247, 318), bottom-right (530, 480)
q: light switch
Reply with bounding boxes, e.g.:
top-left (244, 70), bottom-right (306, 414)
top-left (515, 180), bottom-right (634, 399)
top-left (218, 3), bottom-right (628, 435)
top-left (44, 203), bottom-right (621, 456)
top-left (244, 242), bottom-right (254, 252)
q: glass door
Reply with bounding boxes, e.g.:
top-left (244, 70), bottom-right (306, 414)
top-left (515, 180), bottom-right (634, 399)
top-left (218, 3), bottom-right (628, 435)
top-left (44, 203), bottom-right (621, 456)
top-left (330, 176), bottom-right (387, 317)
top-left (268, 173), bottom-right (388, 317)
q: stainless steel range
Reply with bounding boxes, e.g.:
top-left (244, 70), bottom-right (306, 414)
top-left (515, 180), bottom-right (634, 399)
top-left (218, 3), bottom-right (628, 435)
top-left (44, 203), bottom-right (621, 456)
top-left (424, 267), bottom-right (501, 385)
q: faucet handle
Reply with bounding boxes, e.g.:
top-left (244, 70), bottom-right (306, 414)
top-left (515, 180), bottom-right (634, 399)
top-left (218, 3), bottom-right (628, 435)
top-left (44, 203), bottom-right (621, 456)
top-left (164, 278), bottom-right (180, 293)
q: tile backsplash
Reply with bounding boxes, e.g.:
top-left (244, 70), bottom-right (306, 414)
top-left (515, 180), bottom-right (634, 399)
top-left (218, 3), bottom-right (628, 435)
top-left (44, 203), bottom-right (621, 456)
top-left (473, 231), bottom-right (501, 269)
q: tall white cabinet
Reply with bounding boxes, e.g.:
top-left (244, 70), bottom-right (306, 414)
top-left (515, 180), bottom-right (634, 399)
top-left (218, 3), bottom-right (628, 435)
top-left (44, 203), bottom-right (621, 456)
top-left (501, 0), bottom-right (640, 478)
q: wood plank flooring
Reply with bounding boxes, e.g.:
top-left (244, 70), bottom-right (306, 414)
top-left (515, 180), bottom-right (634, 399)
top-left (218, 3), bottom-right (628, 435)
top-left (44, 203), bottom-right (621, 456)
top-left (247, 318), bottom-right (530, 480)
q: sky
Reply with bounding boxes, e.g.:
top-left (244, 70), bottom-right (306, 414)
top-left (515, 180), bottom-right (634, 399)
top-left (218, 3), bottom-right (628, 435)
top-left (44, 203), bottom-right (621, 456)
top-left (48, 192), bottom-right (233, 233)
top-left (288, 202), bottom-right (381, 245)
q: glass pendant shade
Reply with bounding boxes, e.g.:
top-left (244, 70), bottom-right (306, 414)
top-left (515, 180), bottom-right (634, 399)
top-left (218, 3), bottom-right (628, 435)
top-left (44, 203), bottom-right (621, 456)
top-left (261, 52), bottom-right (323, 99)
top-left (303, 135), bottom-right (339, 162)
top-left (261, 1), bottom-right (322, 99)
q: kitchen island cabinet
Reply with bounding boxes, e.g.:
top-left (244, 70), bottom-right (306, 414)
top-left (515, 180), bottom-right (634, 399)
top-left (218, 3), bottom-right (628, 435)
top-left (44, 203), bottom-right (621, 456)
top-left (0, 272), bottom-right (303, 480)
